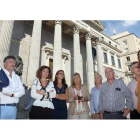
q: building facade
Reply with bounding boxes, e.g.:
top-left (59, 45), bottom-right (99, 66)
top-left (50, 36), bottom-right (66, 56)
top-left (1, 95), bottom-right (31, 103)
top-left (111, 31), bottom-right (140, 85)
top-left (0, 20), bottom-right (125, 90)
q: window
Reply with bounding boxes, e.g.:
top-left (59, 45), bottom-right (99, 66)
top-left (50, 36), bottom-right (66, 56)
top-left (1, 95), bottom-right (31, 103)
top-left (118, 59), bottom-right (121, 68)
top-left (127, 65), bottom-right (131, 71)
top-left (125, 48), bottom-right (129, 52)
top-left (103, 52), bottom-right (108, 63)
top-left (109, 41), bottom-right (111, 45)
top-left (126, 56), bottom-right (130, 61)
top-left (111, 56), bottom-right (115, 66)
top-left (123, 41), bottom-right (127, 45)
top-left (102, 37), bottom-right (104, 41)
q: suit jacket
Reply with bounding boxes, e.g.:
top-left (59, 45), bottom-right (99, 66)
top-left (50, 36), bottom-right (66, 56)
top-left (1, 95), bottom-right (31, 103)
top-left (67, 85), bottom-right (91, 115)
top-left (0, 68), bottom-right (9, 91)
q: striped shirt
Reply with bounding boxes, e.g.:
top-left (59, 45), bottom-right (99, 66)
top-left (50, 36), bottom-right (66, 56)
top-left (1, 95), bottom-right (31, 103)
top-left (99, 79), bottom-right (133, 112)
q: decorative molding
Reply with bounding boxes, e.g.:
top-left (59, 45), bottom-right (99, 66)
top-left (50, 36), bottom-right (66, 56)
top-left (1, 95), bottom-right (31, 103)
top-left (116, 54), bottom-right (121, 58)
top-left (95, 36), bottom-right (102, 45)
top-left (73, 26), bottom-right (81, 34)
top-left (101, 47), bottom-right (108, 52)
top-left (55, 20), bottom-right (61, 25)
top-left (85, 32), bottom-right (91, 40)
top-left (46, 52), bottom-right (49, 60)
top-left (109, 51), bottom-right (115, 55)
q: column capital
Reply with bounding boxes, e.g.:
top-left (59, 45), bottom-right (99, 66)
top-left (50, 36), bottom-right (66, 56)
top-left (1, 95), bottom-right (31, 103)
top-left (95, 36), bottom-right (102, 45)
top-left (85, 32), bottom-right (91, 40)
top-left (73, 26), bottom-right (81, 34)
top-left (55, 20), bottom-right (62, 25)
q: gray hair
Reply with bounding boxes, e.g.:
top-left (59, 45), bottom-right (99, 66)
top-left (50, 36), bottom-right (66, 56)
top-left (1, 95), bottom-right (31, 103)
top-left (105, 67), bottom-right (115, 73)
top-left (95, 74), bottom-right (103, 80)
top-left (130, 61), bottom-right (138, 68)
top-left (3, 56), bottom-right (16, 63)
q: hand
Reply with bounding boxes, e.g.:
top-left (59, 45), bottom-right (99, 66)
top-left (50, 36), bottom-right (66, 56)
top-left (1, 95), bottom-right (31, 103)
top-left (36, 90), bottom-right (46, 95)
top-left (122, 108), bottom-right (130, 117)
top-left (74, 95), bottom-right (78, 100)
top-left (80, 97), bottom-right (85, 102)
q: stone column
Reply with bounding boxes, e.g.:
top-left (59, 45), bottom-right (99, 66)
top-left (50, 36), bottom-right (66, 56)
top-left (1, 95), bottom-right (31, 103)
top-left (73, 26), bottom-right (81, 74)
top-left (27, 20), bottom-right (42, 86)
top-left (53, 20), bottom-right (62, 79)
top-left (0, 20), bottom-right (14, 67)
top-left (85, 33), bottom-right (95, 90)
top-left (96, 37), bottom-right (104, 76)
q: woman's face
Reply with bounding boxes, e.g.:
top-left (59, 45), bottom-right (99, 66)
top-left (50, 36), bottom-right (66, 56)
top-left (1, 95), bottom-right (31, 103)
top-left (41, 68), bottom-right (49, 78)
top-left (74, 75), bottom-right (81, 85)
top-left (56, 71), bottom-right (65, 80)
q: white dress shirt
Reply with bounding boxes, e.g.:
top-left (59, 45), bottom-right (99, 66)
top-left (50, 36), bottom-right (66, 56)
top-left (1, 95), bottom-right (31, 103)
top-left (0, 69), bottom-right (25, 104)
top-left (31, 79), bottom-right (56, 109)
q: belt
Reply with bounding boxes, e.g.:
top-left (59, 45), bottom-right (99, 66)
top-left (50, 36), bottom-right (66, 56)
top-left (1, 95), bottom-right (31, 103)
top-left (104, 111), bottom-right (123, 115)
top-left (0, 103), bottom-right (17, 106)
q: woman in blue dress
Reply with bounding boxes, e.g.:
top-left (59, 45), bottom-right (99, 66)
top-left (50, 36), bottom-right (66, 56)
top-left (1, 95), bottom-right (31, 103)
top-left (52, 70), bottom-right (69, 119)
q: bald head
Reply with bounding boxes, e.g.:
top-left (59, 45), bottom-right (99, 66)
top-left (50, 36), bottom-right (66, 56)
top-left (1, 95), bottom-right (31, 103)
top-left (105, 67), bottom-right (115, 80)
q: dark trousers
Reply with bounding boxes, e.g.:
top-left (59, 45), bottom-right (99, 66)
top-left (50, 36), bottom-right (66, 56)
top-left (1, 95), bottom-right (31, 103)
top-left (130, 109), bottom-right (140, 119)
top-left (29, 105), bottom-right (53, 119)
top-left (103, 112), bottom-right (127, 119)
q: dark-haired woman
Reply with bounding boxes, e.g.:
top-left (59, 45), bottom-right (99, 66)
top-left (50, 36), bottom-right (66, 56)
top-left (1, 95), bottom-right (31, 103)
top-left (29, 66), bottom-right (60, 119)
top-left (52, 70), bottom-right (69, 119)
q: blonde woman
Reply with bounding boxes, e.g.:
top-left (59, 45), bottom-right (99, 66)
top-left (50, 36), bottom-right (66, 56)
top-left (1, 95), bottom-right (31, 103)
top-left (67, 73), bottom-right (91, 119)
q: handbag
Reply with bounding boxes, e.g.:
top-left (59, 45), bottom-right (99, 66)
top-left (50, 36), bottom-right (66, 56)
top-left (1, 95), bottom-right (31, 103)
top-left (19, 79), bottom-right (38, 111)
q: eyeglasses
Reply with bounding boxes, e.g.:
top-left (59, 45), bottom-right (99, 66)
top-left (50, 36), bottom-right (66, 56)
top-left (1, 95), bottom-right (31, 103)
top-left (133, 66), bottom-right (140, 69)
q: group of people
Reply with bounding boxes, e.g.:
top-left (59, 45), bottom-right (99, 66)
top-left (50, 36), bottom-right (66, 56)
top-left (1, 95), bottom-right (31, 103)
top-left (0, 51), bottom-right (140, 119)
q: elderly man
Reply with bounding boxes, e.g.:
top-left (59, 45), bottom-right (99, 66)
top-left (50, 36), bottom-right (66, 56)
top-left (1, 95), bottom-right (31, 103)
top-left (90, 74), bottom-right (102, 119)
top-left (99, 67), bottom-right (133, 119)
top-left (128, 61), bottom-right (140, 119)
top-left (0, 56), bottom-right (25, 119)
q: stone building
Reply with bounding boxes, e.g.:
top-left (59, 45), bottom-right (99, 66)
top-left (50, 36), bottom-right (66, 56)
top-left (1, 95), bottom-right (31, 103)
top-left (0, 20), bottom-right (125, 90)
top-left (111, 31), bottom-right (140, 85)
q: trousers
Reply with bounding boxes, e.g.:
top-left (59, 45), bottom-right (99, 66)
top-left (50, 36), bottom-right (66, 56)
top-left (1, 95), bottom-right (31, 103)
top-left (0, 106), bottom-right (17, 119)
top-left (68, 114), bottom-right (90, 119)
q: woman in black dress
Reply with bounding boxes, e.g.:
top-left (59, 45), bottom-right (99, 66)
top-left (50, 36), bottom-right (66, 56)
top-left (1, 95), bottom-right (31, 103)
top-left (52, 70), bottom-right (69, 119)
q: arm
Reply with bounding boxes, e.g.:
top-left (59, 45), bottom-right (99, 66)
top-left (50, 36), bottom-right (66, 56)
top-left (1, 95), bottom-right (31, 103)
top-left (99, 89), bottom-right (103, 119)
top-left (121, 80), bottom-right (133, 110)
top-left (59, 88), bottom-right (69, 100)
top-left (67, 87), bottom-right (75, 103)
top-left (90, 89), bottom-right (96, 119)
top-left (31, 80), bottom-right (44, 100)
top-left (2, 76), bottom-right (25, 98)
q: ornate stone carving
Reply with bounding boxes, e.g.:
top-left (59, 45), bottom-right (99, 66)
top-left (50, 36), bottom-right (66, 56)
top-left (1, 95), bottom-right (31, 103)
top-left (14, 56), bottom-right (23, 76)
top-left (73, 26), bottom-right (80, 34)
top-left (85, 32), bottom-right (91, 40)
top-left (46, 52), bottom-right (49, 60)
top-left (55, 20), bottom-right (61, 25)
top-left (95, 36), bottom-right (102, 45)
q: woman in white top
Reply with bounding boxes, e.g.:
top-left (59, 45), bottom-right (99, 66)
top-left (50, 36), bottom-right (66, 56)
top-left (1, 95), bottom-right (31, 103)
top-left (29, 66), bottom-right (60, 119)
top-left (67, 73), bottom-right (91, 119)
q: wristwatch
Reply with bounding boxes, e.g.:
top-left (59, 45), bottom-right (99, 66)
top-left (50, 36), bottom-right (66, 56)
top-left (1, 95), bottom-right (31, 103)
top-left (11, 94), bottom-right (14, 97)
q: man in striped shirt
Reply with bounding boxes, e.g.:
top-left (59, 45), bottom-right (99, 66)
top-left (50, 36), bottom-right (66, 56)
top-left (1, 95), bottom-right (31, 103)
top-left (99, 67), bottom-right (133, 119)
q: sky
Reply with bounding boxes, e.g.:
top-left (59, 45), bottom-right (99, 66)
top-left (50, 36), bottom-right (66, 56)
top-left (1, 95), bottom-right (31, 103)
top-left (101, 20), bottom-right (140, 38)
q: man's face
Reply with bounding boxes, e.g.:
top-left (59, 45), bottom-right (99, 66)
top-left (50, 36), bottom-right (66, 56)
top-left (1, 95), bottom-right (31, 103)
top-left (4, 59), bottom-right (16, 72)
top-left (95, 75), bottom-right (102, 85)
top-left (131, 63), bottom-right (140, 76)
top-left (105, 68), bottom-right (115, 80)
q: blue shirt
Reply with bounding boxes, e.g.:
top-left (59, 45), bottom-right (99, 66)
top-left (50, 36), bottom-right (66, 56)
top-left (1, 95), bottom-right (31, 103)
top-left (90, 86), bottom-right (100, 114)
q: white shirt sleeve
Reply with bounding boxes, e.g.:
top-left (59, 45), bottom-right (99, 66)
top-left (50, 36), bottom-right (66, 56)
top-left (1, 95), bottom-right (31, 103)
top-left (48, 81), bottom-right (56, 98)
top-left (2, 75), bottom-right (25, 98)
top-left (31, 79), bottom-right (43, 100)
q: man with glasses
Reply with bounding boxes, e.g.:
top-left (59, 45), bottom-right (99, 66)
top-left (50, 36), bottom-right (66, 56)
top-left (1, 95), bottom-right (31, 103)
top-left (128, 61), bottom-right (140, 119)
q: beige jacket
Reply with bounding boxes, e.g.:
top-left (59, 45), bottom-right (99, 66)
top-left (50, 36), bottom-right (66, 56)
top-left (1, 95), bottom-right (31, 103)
top-left (67, 85), bottom-right (91, 115)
